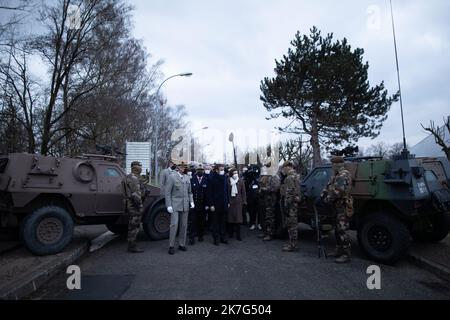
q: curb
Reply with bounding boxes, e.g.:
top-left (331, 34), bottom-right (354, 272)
top-left (0, 242), bottom-right (89, 300)
top-left (407, 253), bottom-right (450, 282)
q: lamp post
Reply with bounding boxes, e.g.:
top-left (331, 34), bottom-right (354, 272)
top-left (154, 73), bottom-right (192, 185)
top-left (228, 132), bottom-right (238, 173)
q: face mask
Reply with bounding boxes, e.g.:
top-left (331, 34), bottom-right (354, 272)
top-left (197, 172), bottom-right (204, 177)
top-left (187, 172), bottom-right (192, 177)
top-left (219, 170), bottom-right (225, 175)
top-left (232, 174), bottom-right (238, 180)
top-left (205, 170), bottom-right (210, 175)
top-left (170, 165), bottom-right (176, 170)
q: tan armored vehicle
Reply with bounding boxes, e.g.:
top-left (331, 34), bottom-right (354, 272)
top-left (0, 153), bottom-right (170, 255)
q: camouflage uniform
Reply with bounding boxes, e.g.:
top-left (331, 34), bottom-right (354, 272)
top-left (282, 167), bottom-right (301, 251)
top-left (122, 162), bottom-right (144, 252)
top-left (259, 173), bottom-right (280, 239)
top-left (323, 157), bottom-right (353, 262)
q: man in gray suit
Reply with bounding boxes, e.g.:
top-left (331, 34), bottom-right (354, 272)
top-left (159, 160), bottom-right (176, 195)
top-left (165, 161), bottom-right (194, 255)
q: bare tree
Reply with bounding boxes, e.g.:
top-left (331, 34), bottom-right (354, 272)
top-left (0, 0), bottom-right (35, 43)
top-left (31, 0), bottom-right (129, 155)
top-left (421, 117), bottom-right (450, 161)
top-left (279, 137), bottom-right (313, 174)
top-left (0, 0), bottom-right (187, 161)
top-left (388, 142), bottom-right (408, 158)
top-left (0, 43), bottom-right (39, 153)
top-left (367, 141), bottom-right (390, 158)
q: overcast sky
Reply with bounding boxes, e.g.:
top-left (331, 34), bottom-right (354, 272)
top-left (129, 0), bottom-right (449, 162)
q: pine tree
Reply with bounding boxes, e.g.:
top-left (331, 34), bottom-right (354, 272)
top-left (260, 26), bottom-right (399, 166)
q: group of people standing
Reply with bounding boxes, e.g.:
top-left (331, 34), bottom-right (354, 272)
top-left (161, 162), bottom-right (247, 254)
top-left (122, 155), bottom-right (354, 264)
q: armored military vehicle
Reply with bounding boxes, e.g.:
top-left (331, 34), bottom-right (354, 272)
top-left (0, 153), bottom-right (170, 255)
top-left (285, 150), bottom-right (450, 264)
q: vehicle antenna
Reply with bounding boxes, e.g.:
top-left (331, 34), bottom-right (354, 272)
top-left (390, 0), bottom-right (408, 153)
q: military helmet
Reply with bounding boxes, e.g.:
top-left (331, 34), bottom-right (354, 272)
top-left (282, 160), bottom-right (294, 168)
top-left (330, 156), bottom-right (344, 164)
top-left (131, 161), bottom-right (142, 168)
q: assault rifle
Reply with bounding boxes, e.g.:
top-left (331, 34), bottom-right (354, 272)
top-left (313, 198), bottom-right (327, 259)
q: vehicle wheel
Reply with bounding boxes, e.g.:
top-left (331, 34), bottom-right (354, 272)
top-left (357, 211), bottom-right (411, 265)
top-left (143, 203), bottom-right (170, 240)
top-left (106, 223), bottom-right (128, 235)
top-left (20, 206), bottom-right (74, 255)
top-left (411, 212), bottom-right (450, 243)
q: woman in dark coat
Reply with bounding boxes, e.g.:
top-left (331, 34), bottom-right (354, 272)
top-left (227, 168), bottom-right (247, 240)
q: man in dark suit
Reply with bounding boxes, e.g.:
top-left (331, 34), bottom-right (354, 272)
top-left (188, 164), bottom-right (209, 244)
top-left (207, 164), bottom-right (230, 245)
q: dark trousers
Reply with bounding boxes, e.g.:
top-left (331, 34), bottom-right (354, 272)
top-left (242, 205), bottom-right (248, 225)
top-left (211, 209), bottom-right (227, 241)
top-left (188, 209), bottom-right (207, 240)
top-left (228, 223), bottom-right (241, 239)
top-left (248, 200), bottom-right (260, 225)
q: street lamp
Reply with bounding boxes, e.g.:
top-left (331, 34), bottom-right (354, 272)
top-left (228, 132), bottom-right (238, 173)
top-left (154, 72), bottom-right (193, 185)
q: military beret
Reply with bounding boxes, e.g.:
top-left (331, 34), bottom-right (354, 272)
top-left (131, 161), bottom-right (142, 167)
top-left (282, 161), bottom-right (294, 168)
top-left (330, 156), bottom-right (344, 164)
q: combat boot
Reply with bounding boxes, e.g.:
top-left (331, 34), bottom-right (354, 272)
top-left (328, 247), bottom-right (344, 258)
top-left (263, 235), bottom-right (273, 241)
top-left (282, 243), bottom-right (298, 252)
top-left (127, 242), bottom-right (144, 253)
top-left (257, 233), bottom-right (266, 239)
top-left (335, 249), bottom-right (351, 263)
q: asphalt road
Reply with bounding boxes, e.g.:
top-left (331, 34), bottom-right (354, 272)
top-left (30, 226), bottom-right (450, 300)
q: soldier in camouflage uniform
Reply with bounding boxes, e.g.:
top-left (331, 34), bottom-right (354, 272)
top-left (322, 156), bottom-right (354, 263)
top-left (122, 161), bottom-right (145, 253)
top-left (258, 162), bottom-right (281, 241)
top-left (281, 161), bottom-right (302, 252)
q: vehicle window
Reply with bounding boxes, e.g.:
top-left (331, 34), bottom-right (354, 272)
top-left (424, 170), bottom-right (438, 183)
top-left (104, 168), bottom-right (120, 177)
top-left (311, 169), bottom-right (329, 184)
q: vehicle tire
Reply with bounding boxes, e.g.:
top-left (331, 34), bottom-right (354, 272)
top-left (106, 223), bottom-right (128, 235)
top-left (143, 203), bottom-right (170, 240)
top-left (411, 212), bottom-right (450, 243)
top-left (357, 211), bottom-right (411, 265)
top-left (20, 206), bottom-right (74, 256)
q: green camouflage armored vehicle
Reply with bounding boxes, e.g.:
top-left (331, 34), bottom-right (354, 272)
top-left (292, 151), bottom-right (450, 264)
top-left (0, 153), bottom-right (170, 255)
